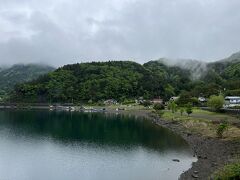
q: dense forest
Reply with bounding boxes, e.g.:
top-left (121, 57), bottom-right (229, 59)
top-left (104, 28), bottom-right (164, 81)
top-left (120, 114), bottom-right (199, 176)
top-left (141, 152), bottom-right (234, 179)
top-left (7, 52), bottom-right (240, 103)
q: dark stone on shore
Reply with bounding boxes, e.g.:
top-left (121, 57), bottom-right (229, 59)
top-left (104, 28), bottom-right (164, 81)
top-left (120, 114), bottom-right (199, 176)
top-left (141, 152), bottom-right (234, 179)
top-left (212, 162), bottom-right (217, 166)
top-left (192, 174), bottom-right (199, 178)
top-left (172, 159), bottom-right (180, 162)
top-left (194, 171), bottom-right (199, 174)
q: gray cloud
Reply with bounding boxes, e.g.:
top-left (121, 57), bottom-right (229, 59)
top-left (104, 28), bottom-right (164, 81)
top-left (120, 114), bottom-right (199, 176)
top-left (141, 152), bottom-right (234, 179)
top-left (0, 0), bottom-right (240, 66)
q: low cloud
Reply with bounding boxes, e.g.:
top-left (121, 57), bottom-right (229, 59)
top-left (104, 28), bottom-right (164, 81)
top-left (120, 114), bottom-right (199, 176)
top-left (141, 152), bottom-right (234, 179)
top-left (0, 0), bottom-right (240, 66)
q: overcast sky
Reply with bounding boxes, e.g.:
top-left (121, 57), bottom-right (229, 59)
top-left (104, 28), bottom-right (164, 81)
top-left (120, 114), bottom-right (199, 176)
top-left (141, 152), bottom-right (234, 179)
top-left (0, 0), bottom-right (240, 66)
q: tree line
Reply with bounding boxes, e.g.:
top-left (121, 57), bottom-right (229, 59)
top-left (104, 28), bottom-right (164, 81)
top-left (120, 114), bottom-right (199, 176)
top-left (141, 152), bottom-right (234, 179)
top-left (8, 59), bottom-right (240, 104)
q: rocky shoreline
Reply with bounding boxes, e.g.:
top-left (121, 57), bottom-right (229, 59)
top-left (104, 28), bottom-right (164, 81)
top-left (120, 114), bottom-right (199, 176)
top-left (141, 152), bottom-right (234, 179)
top-left (150, 114), bottom-right (240, 180)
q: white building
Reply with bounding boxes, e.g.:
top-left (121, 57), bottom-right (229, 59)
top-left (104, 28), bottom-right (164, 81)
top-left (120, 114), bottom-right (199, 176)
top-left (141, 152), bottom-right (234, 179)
top-left (169, 96), bottom-right (179, 101)
top-left (224, 96), bottom-right (240, 107)
top-left (198, 97), bottom-right (207, 102)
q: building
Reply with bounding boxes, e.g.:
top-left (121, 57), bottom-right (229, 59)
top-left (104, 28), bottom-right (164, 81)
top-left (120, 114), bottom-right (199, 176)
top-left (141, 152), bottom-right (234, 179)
top-left (169, 96), bottom-right (179, 101)
top-left (151, 98), bottom-right (163, 104)
top-left (135, 97), bottom-right (144, 104)
top-left (198, 97), bottom-right (207, 103)
top-left (224, 96), bottom-right (240, 107)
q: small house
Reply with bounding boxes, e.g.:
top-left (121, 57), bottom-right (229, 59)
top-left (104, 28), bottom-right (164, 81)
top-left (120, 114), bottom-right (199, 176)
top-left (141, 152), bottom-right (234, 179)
top-left (198, 97), bottom-right (207, 102)
top-left (224, 96), bottom-right (240, 107)
top-left (170, 96), bottom-right (179, 101)
top-left (151, 98), bottom-right (163, 104)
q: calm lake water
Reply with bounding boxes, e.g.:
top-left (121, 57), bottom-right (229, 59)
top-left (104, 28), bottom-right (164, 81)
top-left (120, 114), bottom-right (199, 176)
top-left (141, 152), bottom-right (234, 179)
top-left (0, 110), bottom-right (195, 180)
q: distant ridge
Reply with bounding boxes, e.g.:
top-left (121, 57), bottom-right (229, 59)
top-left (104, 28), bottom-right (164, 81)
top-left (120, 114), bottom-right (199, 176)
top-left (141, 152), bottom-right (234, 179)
top-left (0, 64), bottom-right (55, 98)
top-left (4, 50), bottom-right (240, 102)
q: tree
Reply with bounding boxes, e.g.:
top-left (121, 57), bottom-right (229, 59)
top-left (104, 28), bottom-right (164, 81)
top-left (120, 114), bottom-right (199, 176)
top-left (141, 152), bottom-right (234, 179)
top-left (142, 100), bottom-right (152, 107)
top-left (180, 108), bottom-right (184, 116)
top-left (177, 91), bottom-right (192, 106)
top-left (207, 95), bottom-right (224, 111)
top-left (153, 103), bottom-right (165, 110)
top-left (168, 101), bottom-right (177, 113)
top-left (216, 121), bottom-right (228, 138)
top-left (186, 103), bottom-right (193, 116)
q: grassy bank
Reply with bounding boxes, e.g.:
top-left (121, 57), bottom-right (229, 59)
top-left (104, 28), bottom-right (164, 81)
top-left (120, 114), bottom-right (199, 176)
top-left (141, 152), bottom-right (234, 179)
top-left (212, 162), bottom-right (240, 180)
top-left (161, 108), bottom-right (240, 140)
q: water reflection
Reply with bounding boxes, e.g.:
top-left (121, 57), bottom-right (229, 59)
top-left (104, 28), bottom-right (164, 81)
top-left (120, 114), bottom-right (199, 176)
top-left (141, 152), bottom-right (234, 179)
top-left (0, 110), bottom-right (195, 180)
top-left (0, 110), bottom-right (189, 152)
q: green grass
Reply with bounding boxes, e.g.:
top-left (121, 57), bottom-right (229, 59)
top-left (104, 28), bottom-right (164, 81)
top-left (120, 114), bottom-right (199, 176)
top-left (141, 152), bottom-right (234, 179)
top-left (213, 162), bottom-right (240, 180)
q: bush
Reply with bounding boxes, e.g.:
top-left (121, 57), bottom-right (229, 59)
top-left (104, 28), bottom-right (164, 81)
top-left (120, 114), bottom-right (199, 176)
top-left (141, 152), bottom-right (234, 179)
top-left (208, 95), bottom-right (224, 112)
top-left (122, 99), bottom-right (135, 105)
top-left (216, 121), bottom-right (228, 138)
top-left (186, 103), bottom-right (193, 116)
top-left (177, 91), bottom-right (192, 106)
top-left (153, 103), bottom-right (165, 110)
top-left (155, 110), bottom-right (164, 118)
top-left (168, 101), bottom-right (177, 113)
top-left (213, 162), bottom-right (240, 180)
top-left (142, 100), bottom-right (152, 107)
top-left (180, 108), bottom-right (185, 116)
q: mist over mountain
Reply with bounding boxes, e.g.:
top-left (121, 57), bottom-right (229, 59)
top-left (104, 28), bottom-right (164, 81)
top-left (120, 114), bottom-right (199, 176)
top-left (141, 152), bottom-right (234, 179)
top-left (156, 58), bottom-right (207, 79)
top-left (153, 51), bottom-right (240, 79)
top-left (5, 51), bottom-right (239, 103)
top-left (0, 64), bottom-right (55, 98)
top-left (220, 51), bottom-right (240, 62)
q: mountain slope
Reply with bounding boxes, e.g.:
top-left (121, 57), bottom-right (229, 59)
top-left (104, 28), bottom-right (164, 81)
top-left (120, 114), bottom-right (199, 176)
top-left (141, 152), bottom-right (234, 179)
top-left (10, 61), bottom-right (192, 103)
top-left (7, 51), bottom-right (240, 103)
top-left (0, 64), bottom-right (55, 98)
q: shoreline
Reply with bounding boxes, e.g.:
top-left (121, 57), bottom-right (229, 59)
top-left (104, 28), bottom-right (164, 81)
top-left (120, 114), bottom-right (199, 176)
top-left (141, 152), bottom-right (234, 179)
top-left (153, 116), bottom-right (239, 180)
top-left (104, 109), bottom-right (240, 180)
top-left (1, 107), bottom-right (239, 179)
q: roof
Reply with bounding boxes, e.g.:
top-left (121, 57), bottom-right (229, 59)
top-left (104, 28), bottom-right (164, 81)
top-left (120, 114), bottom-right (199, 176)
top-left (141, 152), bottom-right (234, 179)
top-left (225, 96), bottom-right (240, 100)
top-left (152, 98), bottom-right (163, 101)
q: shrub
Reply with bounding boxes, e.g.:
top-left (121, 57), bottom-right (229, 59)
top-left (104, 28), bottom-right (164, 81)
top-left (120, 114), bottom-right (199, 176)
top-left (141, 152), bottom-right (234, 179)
top-left (122, 99), bottom-right (135, 105)
top-left (156, 110), bottom-right (164, 118)
top-left (168, 101), bottom-right (177, 113)
top-left (180, 108), bottom-right (184, 116)
top-left (216, 121), bottom-right (228, 138)
top-left (88, 99), bottom-right (93, 104)
top-left (213, 162), bottom-right (240, 180)
top-left (208, 95), bottom-right (224, 112)
top-left (153, 103), bottom-right (165, 110)
top-left (185, 103), bottom-right (193, 116)
top-left (142, 100), bottom-right (152, 107)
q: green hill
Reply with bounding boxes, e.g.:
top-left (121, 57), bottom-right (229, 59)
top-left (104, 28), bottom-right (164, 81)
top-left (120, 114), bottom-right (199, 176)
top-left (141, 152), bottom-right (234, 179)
top-left (10, 61), bottom-right (192, 103)
top-left (8, 51), bottom-right (240, 103)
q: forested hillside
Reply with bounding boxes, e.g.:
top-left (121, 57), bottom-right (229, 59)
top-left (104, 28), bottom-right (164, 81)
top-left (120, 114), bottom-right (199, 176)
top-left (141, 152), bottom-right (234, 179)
top-left (197, 52), bottom-right (240, 97)
top-left (8, 52), bottom-right (240, 103)
top-left (10, 61), bottom-right (192, 103)
top-left (0, 64), bottom-right (55, 99)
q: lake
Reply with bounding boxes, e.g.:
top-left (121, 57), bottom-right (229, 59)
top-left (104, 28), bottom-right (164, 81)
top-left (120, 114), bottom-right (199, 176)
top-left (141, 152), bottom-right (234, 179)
top-left (0, 110), bottom-right (195, 180)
